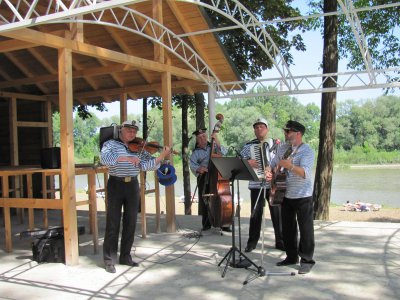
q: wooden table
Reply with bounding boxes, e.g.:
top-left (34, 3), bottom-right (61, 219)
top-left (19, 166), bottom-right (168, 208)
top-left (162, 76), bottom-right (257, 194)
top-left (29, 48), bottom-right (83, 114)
top-left (0, 165), bottom-right (108, 253)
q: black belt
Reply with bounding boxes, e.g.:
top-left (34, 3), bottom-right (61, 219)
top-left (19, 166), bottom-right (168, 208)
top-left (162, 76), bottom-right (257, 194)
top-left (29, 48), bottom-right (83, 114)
top-left (109, 175), bottom-right (137, 183)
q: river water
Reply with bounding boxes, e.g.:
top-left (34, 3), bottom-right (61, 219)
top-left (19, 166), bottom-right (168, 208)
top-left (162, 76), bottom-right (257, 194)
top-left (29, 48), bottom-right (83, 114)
top-left (76, 166), bottom-right (400, 208)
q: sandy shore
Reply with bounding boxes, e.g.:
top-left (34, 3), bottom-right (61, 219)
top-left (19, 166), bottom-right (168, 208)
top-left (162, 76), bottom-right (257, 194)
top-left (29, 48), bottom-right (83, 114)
top-left (79, 193), bottom-right (400, 223)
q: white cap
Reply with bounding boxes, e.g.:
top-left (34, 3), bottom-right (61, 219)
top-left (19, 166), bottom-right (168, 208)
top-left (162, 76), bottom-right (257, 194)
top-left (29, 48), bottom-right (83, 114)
top-left (121, 120), bottom-right (139, 130)
top-left (252, 117), bottom-right (268, 128)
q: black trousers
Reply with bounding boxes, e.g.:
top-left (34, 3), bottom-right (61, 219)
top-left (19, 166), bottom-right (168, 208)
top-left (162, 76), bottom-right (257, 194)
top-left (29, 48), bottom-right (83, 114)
top-left (247, 188), bottom-right (283, 247)
top-left (103, 177), bottom-right (139, 265)
top-left (197, 175), bottom-right (211, 228)
top-left (281, 196), bottom-right (315, 263)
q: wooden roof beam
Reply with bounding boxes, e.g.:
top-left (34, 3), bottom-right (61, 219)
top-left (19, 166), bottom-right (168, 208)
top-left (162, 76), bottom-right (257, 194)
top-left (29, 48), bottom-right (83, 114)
top-left (0, 64), bottom-right (130, 89)
top-left (0, 28), bottom-right (202, 81)
top-left (105, 27), bottom-right (154, 84)
top-left (0, 91), bottom-right (47, 101)
top-left (4, 52), bottom-right (50, 94)
top-left (167, 1), bottom-right (212, 66)
top-left (47, 79), bottom-right (201, 101)
top-left (0, 39), bottom-right (37, 53)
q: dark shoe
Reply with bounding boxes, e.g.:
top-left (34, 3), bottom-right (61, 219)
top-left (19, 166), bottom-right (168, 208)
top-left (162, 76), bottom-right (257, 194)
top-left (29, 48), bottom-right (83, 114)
top-left (105, 264), bottom-right (116, 273)
top-left (222, 227), bottom-right (232, 232)
top-left (244, 245), bottom-right (256, 253)
top-left (276, 257), bottom-right (299, 266)
top-left (275, 240), bottom-right (285, 251)
top-left (298, 263), bottom-right (314, 274)
top-left (202, 225), bottom-right (211, 231)
top-left (119, 256), bottom-right (139, 267)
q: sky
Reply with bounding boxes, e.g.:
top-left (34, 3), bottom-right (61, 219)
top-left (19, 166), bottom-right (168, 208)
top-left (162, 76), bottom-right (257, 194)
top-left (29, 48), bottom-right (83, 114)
top-left (91, 1), bottom-right (399, 119)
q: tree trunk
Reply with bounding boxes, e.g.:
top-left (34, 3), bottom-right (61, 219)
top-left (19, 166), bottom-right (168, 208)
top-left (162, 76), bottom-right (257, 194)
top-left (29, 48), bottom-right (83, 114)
top-left (313, 0), bottom-right (338, 220)
top-left (181, 95), bottom-right (192, 215)
top-left (142, 97), bottom-right (148, 139)
top-left (195, 93), bottom-right (206, 129)
top-left (194, 92), bottom-right (206, 215)
top-left (140, 97), bottom-right (148, 214)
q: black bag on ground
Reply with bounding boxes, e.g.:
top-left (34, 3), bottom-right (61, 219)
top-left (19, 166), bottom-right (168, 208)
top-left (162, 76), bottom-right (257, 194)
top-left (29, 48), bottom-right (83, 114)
top-left (32, 227), bottom-right (65, 263)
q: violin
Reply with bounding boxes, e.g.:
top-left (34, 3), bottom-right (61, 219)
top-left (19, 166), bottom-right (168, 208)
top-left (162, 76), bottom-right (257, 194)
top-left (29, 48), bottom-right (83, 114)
top-left (128, 137), bottom-right (179, 155)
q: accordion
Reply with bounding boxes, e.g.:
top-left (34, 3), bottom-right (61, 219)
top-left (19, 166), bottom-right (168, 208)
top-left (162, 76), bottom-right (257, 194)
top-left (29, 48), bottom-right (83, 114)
top-left (249, 142), bottom-right (271, 180)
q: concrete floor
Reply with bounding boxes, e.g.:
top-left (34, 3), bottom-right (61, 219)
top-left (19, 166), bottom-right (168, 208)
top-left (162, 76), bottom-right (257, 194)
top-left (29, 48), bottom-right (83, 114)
top-left (1, 209), bottom-right (399, 300)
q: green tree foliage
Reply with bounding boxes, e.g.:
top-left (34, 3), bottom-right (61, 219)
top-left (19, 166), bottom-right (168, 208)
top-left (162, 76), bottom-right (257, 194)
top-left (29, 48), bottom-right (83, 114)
top-left (337, 96), bottom-right (400, 151)
top-left (73, 114), bottom-right (101, 160)
top-left (53, 94), bottom-right (400, 163)
top-left (338, 1), bottom-right (400, 73)
top-left (204, 0), bottom-right (307, 79)
top-left (307, 0), bottom-right (400, 81)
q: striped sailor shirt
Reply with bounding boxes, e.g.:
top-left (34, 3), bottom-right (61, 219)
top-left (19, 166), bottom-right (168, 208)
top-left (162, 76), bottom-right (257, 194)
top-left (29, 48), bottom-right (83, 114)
top-left (240, 138), bottom-right (275, 189)
top-left (270, 142), bottom-right (315, 199)
top-left (100, 139), bottom-right (159, 177)
top-left (189, 143), bottom-right (227, 177)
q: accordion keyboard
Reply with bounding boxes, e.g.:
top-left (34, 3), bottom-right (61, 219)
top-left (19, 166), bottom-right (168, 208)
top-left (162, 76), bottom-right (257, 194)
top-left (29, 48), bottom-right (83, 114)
top-left (249, 144), bottom-right (265, 180)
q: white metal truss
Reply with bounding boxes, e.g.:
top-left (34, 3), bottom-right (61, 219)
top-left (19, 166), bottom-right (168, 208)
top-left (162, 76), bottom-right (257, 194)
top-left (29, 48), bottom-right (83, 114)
top-left (338, 0), bottom-right (376, 84)
top-left (215, 68), bottom-right (400, 99)
top-left (0, 0), bottom-right (299, 92)
top-left (0, 0), bottom-right (223, 87)
top-left (0, 0), bottom-right (399, 98)
top-left (53, 6), bottom-right (223, 87)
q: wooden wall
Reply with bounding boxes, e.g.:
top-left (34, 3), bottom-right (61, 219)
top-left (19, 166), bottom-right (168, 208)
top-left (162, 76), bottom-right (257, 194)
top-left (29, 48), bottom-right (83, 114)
top-left (0, 97), bottom-right (50, 167)
top-left (0, 99), bottom-right (10, 166)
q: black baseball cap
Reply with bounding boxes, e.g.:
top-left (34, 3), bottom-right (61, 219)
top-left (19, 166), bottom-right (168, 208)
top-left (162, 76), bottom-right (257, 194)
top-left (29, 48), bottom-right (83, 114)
top-left (283, 120), bottom-right (306, 134)
top-left (192, 128), bottom-right (207, 136)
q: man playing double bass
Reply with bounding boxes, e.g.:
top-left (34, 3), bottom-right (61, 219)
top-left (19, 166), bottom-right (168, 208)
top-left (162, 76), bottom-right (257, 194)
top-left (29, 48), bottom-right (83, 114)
top-left (189, 128), bottom-right (231, 232)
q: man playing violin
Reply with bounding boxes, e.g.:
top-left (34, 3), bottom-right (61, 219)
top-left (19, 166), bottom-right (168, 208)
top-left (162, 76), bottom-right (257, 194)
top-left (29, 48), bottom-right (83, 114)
top-left (189, 128), bottom-right (231, 232)
top-left (100, 120), bottom-right (171, 273)
top-left (265, 120), bottom-right (315, 274)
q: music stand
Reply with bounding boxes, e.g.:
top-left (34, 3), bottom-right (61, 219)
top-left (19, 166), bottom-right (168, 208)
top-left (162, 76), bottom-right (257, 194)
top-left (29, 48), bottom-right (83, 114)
top-left (211, 157), bottom-right (265, 278)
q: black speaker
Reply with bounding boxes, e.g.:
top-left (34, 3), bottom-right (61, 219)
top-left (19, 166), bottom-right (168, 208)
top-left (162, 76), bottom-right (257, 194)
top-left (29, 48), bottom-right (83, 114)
top-left (100, 124), bottom-right (119, 150)
top-left (40, 147), bottom-right (61, 169)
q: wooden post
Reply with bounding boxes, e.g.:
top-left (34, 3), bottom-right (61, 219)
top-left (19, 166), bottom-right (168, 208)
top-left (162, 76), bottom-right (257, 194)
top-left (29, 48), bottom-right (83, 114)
top-left (26, 174), bottom-right (34, 230)
top-left (139, 170), bottom-right (161, 237)
top-left (43, 100), bottom-right (54, 226)
top-left (41, 173), bottom-right (48, 228)
top-left (87, 170), bottom-right (98, 253)
top-left (2, 175), bottom-right (12, 252)
top-left (120, 93), bottom-right (128, 123)
top-left (140, 171), bottom-right (147, 238)
top-left (58, 47), bottom-right (79, 265)
top-left (9, 97), bottom-right (24, 224)
top-left (161, 70), bottom-right (176, 233)
top-left (154, 171), bottom-right (161, 233)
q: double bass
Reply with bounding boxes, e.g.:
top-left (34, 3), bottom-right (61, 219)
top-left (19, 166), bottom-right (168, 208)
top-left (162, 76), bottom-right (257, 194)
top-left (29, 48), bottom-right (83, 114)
top-left (202, 114), bottom-right (233, 229)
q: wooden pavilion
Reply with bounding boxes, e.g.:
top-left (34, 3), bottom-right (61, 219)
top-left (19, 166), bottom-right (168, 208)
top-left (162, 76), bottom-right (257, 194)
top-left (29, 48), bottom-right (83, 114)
top-left (0, 1), bottom-right (241, 265)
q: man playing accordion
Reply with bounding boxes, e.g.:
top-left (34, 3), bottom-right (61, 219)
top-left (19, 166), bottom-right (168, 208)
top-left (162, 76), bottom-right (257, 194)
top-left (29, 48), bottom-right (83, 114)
top-left (240, 117), bottom-right (284, 253)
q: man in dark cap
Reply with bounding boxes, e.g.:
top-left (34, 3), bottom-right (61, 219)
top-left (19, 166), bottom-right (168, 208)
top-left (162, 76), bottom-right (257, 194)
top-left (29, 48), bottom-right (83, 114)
top-left (283, 120), bottom-right (306, 134)
top-left (101, 120), bottom-right (171, 273)
top-left (189, 127), bottom-right (230, 232)
top-left (266, 120), bottom-right (316, 274)
top-left (239, 117), bottom-right (284, 253)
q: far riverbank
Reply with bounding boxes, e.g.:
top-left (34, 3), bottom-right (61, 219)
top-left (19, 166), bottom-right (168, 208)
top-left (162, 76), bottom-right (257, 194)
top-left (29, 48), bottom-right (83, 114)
top-left (78, 193), bottom-right (400, 223)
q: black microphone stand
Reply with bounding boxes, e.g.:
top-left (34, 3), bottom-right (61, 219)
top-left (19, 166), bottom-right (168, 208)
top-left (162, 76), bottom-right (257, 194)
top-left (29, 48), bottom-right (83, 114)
top-left (217, 170), bottom-right (265, 278)
top-left (211, 157), bottom-right (265, 278)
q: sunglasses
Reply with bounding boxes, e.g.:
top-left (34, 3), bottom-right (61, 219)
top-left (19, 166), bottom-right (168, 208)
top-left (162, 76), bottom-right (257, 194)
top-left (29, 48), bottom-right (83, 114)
top-left (284, 128), bottom-right (299, 133)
